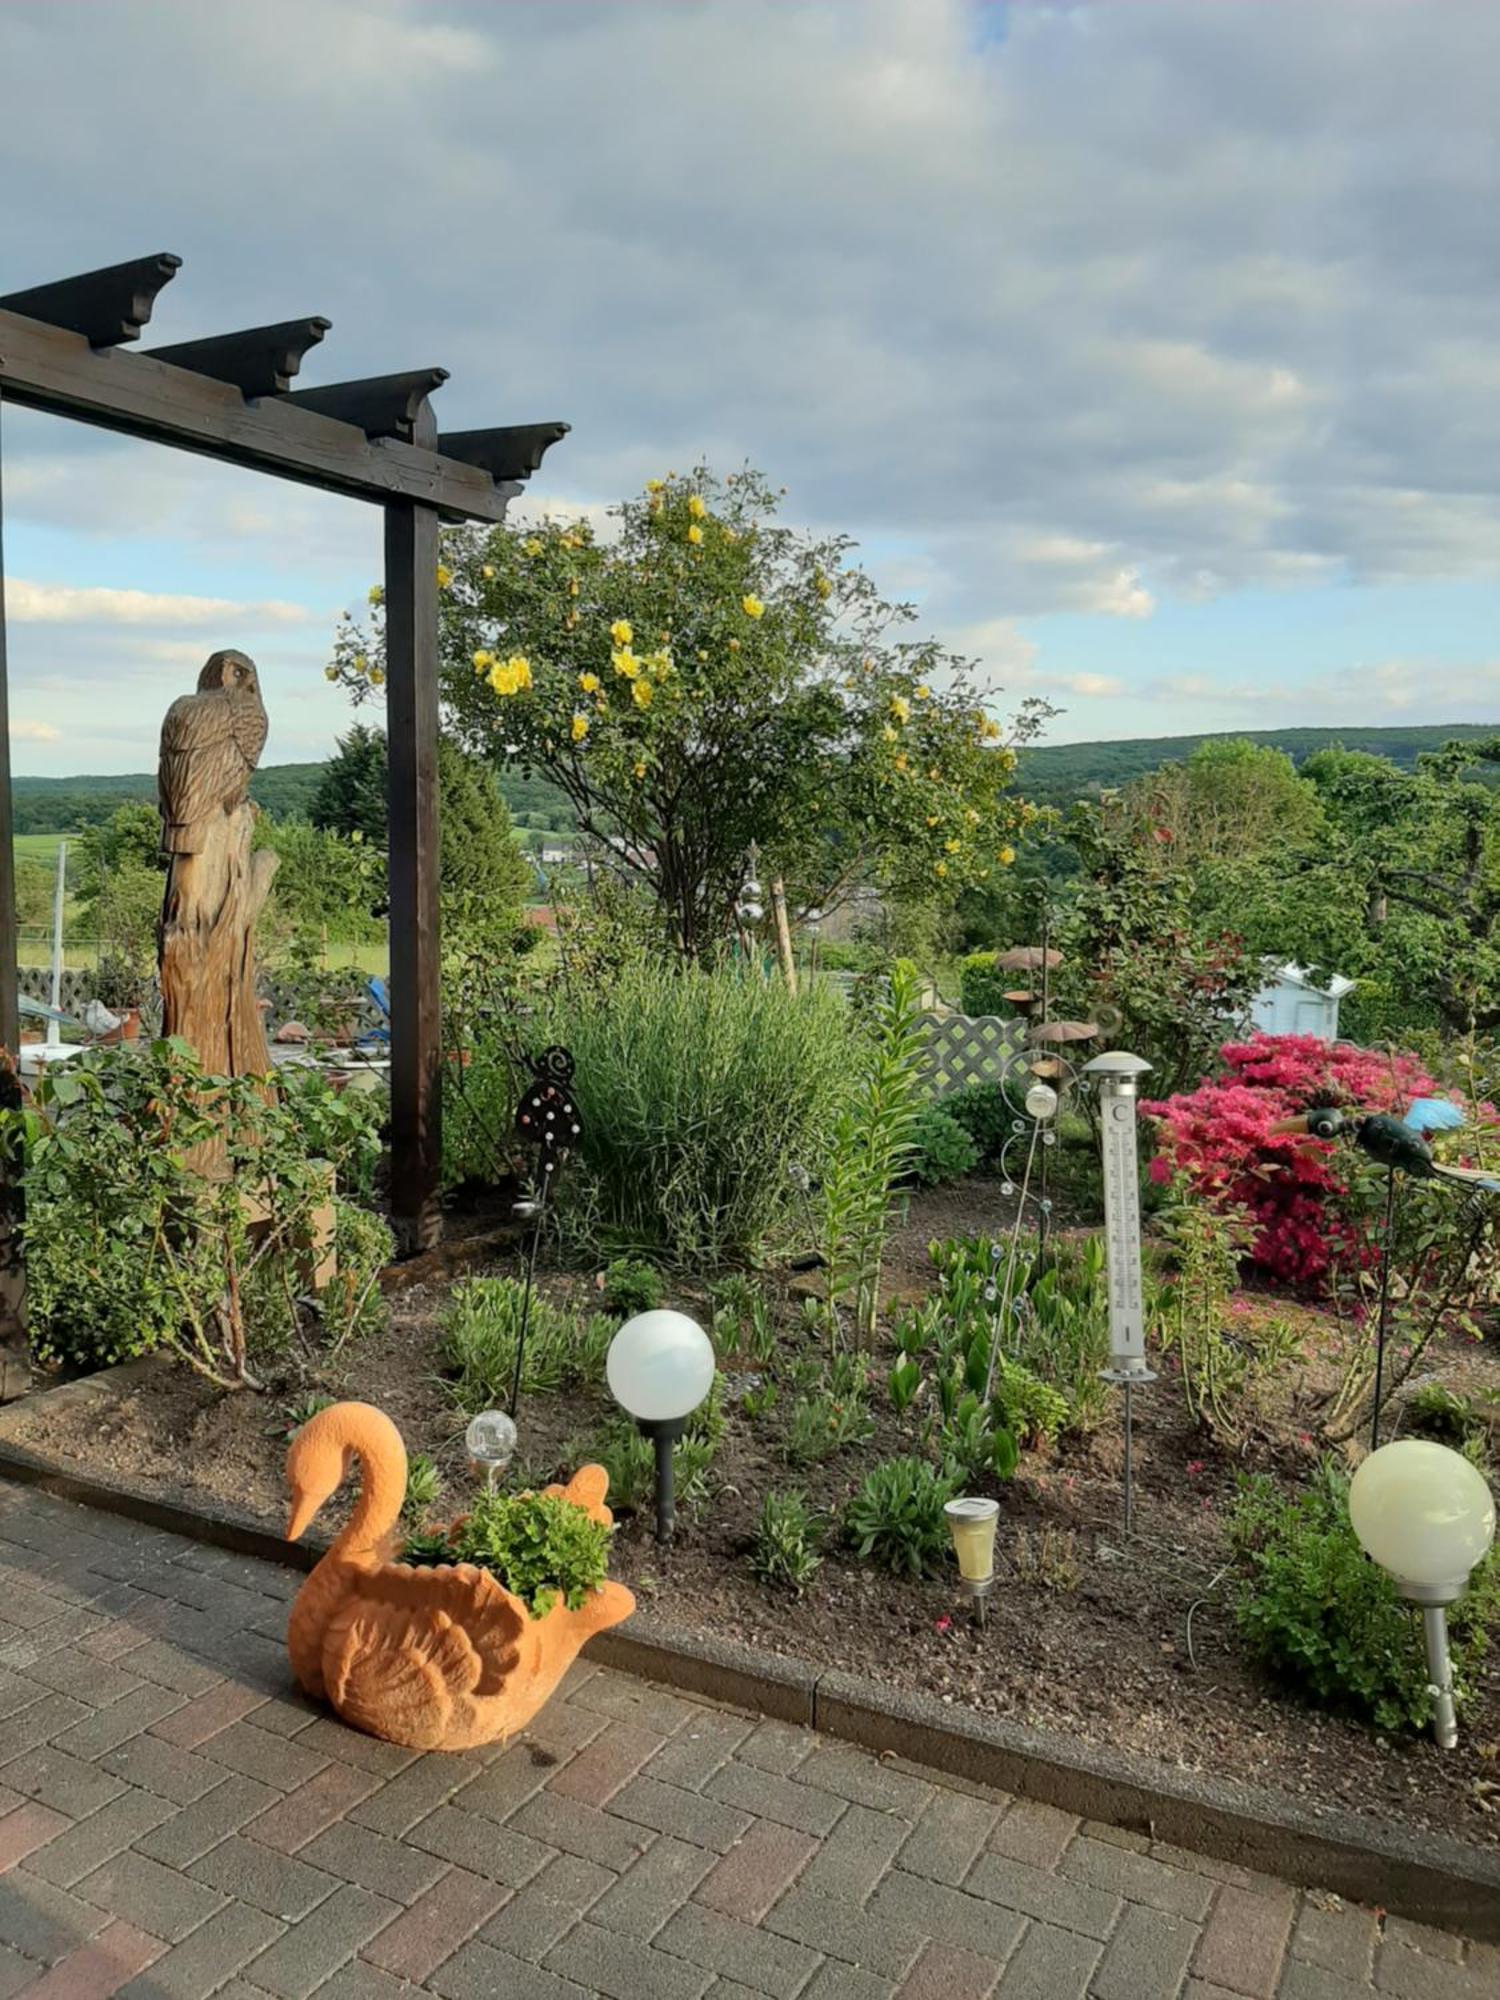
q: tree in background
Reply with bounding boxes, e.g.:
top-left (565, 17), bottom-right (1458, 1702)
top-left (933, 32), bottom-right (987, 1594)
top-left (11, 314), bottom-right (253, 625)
top-left (330, 467), bottom-right (1041, 957)
top-left (72, 804), bottom-right (165, 979)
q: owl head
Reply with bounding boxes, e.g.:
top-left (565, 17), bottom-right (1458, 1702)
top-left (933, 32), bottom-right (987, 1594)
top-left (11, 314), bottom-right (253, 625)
top-left (198, 649), bottom-right (260, 694)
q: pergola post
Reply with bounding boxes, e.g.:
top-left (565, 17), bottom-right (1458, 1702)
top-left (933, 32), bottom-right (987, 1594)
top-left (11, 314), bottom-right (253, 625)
top-left (0, 396), bottom-right (27, 1398)
top-left (384, 499), bottom-right (443, 1253)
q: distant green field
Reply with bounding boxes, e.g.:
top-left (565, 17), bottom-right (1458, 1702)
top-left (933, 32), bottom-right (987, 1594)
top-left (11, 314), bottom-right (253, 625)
top-left (14, 832), bottom-right (69, 865)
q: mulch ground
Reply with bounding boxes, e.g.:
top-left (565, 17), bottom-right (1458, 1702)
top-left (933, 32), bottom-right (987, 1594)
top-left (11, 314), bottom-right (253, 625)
top-left (7, 1176), bottom-right (1499, 1853)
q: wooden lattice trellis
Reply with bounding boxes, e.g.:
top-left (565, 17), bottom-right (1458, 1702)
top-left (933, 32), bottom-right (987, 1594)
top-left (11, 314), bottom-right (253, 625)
top-left (915, 1011), bottom-right (1023, 1096)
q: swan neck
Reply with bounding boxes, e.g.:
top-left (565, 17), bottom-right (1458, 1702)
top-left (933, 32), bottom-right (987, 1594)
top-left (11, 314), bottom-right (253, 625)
top-left (338, 1436), bottom-right (405, 1556)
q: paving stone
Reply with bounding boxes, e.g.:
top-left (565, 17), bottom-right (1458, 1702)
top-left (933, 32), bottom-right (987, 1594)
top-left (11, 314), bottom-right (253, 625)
top-left (238, 1689), bottom-right (323, 1739)
top-left (548, 1718), bottom-right (667, 1806)
top-left (1091, 1902), bottom-right (1199, 2000)
top-left (709, 1760), bottom-right (849, 1837)
top-left (986, 1799), bottom-right (1079, 1872)
top-left (0, 1668), bottom-right (45, 1723)
top-left (655, 1900), bottom-right (822, 1998)
top-left (736, 1720), bottom-right (816, 1778)
top-left (133, 1771), bottom-right (281, 1868)
top-left (696, 1819), bottom-right (819, 1924)
top-left (900, 1790), bottom-right (1002, 1885)
top-left (0, 1802), bottom-right (71, 1871)
top-left (25, 1786), bottom-right (174, 1888)
top-left (0, 1941), bottom-right (66, 1997)
top-left (904, 1937), bottom-right (1007, 2000)
top-left (1289, 1898), bottom-right (1379, 1981)
top-left (204, 1720), bottom-right (333, 1792)
top-left (591, 1833), bottom-right (716, 1938)
top-left (569, 1672), bottom-right (706, 1738)
top-left (764, 1884), bottom-right (925, 1979)
top-left (362, 1865), bottom-right (510, 1983)
top-left (801, 1960), bottom-right (898, 2000)
top-left (993, 1920), bottom-right (1099, 1996)
top-left (794, 1746), bottom-right (934, 1819)
top-left (23, 1651), bottom-right (148, 1709)
top-left (1078, 1818), bottom-right (1153, 1854)
top-left (244, 1760), bottom-right (384, 1852)
top-left (1192, 1880), bottom-right (1295, 1996)
top-left (1058, 1834), bottom-right (1215, 1920)
top-left (1278, 1962), bottom-right (1380, 2000)
top-left (404, 1801), bottom-right (555, 1884)
top-left (116, 1900), bottom-right (285, 1999)
top-left (297, 1820), bottom-right (449, 1904)
top-left (522, 1698), bottom-right (615, 1765)
top-left (190, 1834), bottom-right (343, 1921)
top-left (965, 1851), bottom-right (1120, 1940)
top-left (119, 1641), bottom-right (223, 1698)
top-left (0, 1746), bottom-right (127, 1819)
top-left (292, 1717), bottom-right (419, 1778)
top-left (0, 1866), bottom-right (113, 1964)
top-left (429, 1936), bottom-right (592, 2000)
top-left (509, 1789), bottom-right (655, 1872)
top-left (149, 1680), bottom-right (270, 1749)
top-left (0, 1699), bottom-right (95, 1767)
top-left (50, 1682), bottom-right (186, 1761)
top-left (319, 1963), bottom-right (421, 2000)
top-left (243, 1882), bottom-right (399, 1998)
top-left (15, 1917), bottom-right (164, 2000)
top-left (534, 1851), bottom-right (618, 1908)
top-left (477, 1882), bottom-right (579, 1961)
top-left (1374, 1939), bottom-right (1493, 1998)
top-left (643, 1712), bottom-right (756, 1791)
top-left (77, 1847), bottom-right (228, 1945)
top-left (100, 1731), bottom-right (232, 1804)
top-left (798, 1803), bottom-right (907, 1902)
top-left (347, 1754), bottom-right (478, 1835)
top-left (1382, 1915), bottom-right (1464, 1963)
top-left (869, 1872), bottom-right (1027, 1962)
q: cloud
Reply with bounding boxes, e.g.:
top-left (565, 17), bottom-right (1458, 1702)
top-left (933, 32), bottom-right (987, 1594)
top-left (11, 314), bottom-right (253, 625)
top-left (10, 720), bottom-right (60, 743)
top-left (6, 581), bottom-right (312, 627)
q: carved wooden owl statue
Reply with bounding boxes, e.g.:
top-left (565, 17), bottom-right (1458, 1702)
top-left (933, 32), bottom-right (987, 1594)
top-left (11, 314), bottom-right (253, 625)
top-left (158, 648), bottom-right (269, 855)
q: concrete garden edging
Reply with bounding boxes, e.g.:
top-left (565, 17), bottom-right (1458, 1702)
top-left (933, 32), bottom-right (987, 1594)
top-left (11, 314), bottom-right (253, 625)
top-left (0, 1377), bottom-right (1495, 1939)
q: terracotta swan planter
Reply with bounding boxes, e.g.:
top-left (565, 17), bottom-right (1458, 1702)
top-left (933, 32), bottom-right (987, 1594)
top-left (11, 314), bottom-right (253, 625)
top-left (285, 1401), bottom-right (634, 1750)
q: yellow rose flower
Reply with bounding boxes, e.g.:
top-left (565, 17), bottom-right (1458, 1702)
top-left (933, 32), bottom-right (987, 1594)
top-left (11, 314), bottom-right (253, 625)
top-left (512, 654), bottom-right (532, 689)
top-left (980, 718), bottom-right (1001, 742)
top-left (687, 523), bottom-right (704, 546)
top-left (435, 565), bottom-right (452, 589)
top-left (367, 585), bottom-right (384, 606)
top-left (612, 647), bottom-right (641, 680)
top-left (634, 760), bottom-right (648, 779)
top-left (481, 564), bottom-right (496, 580)
top-left (926, 814), bottom-right (940, 827)
top-left (523, 538), bottom-right (543, 557)
top-left (570, 713), bottom-right (589, 743)
top-left (610, 618), bottom-right (633, 646)
top-left (323, 665), bottom-right (339, 682)
top-left (568, 578), bottom-right (580, 597)
top-left (934, 861), bottom-right (948, 879)
top-left (632, 677), bottom-right (654, 709)
top-left (688, 494), bottom-right (706, 518)
top-left (472, 649), bottom-right (494, 672)
top-left (882, 725), bottom-right (898, 742)
top-left (893, 753), bottom-right (908, 771)
top-left (727, 637), bottom-right (740, 652)
top-left (965, 808), bottom-right (980, 825)
top-left (741, 594), bottom-right (765, 619)
top-left (353, 654), bottom-right (368, 674)
top-left (999, 845), bottom-right (1016, 866)
top-left (814, 572), bottom-right (832, 600)
top-left (578, 672), bottom-right (601, 694)
top-left (916, 684), bottom-right (931, 700)
top-left (646, 478), bottom-right (665, 493)
top-left (564, 610), bottom-right (579, 631)
top-left (369, 667), bottom-right (386, 687)
top-left (889, 695), bottom-right (910, 725)
top-left (944, 838), bottom-right (960, 854)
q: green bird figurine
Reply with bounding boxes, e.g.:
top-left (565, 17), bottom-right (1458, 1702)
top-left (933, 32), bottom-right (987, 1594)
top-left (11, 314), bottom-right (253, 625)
top-left (1271, 1097), bottom-right (1500, 1192)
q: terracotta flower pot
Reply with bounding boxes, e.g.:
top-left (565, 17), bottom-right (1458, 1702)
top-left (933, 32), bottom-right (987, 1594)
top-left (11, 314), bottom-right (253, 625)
top-left (285, 1401), bottom-right (634, 1750)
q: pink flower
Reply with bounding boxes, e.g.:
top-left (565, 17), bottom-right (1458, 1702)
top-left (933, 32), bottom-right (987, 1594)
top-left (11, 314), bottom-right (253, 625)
top-left (1186, 1460), bottom-right (1206, 1477)
top-left (934, 1615), bottom-right (953, 1634)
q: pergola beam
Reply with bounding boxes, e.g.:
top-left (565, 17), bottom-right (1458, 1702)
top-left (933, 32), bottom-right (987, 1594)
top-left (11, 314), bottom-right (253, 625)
top-left (0, 308), bottom-right (514, 521)
top-left (281, 368), bottom-right (449, 444)
top-left (145, 316), bottom-right (332, 398)
top-left (439, 421), bottom-right (570, 482)
top-left (0, 252), bottom-right (181, 348)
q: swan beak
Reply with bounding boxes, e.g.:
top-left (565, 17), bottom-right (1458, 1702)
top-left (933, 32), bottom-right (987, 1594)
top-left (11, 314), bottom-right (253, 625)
top-left (286, 1488), bottom-right (318, 1542)
top-left (1268, 1115), bottom-right (1311, 1136)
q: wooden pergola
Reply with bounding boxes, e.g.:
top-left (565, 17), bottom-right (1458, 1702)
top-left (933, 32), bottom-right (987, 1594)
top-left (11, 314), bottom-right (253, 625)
top-left (0, 251), bottom-right (567, 1387)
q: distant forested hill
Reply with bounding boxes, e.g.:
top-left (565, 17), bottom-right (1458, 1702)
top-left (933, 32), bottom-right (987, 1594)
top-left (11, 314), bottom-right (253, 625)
top-left (1020, 722), bottom-right (1500, 807)
top-left (11, 761), bottom-right (576, 834)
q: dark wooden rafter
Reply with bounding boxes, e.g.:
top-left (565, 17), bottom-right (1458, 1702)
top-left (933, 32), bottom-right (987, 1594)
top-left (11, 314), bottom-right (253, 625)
top-left (281, 368), bottom-right (449, 444)
top-left (145, 316), bottom-right (332, 398)
top-left (439, 421), bottom-right (571, 482)
top-left (0, 252), bottom-right (181, 348)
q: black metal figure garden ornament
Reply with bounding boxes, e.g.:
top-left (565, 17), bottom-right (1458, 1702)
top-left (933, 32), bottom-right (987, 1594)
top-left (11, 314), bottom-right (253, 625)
top-left (509, 1046), bottom-right (582, 1421)
top-left (1270, 1096), bottom-right (1499, 1451)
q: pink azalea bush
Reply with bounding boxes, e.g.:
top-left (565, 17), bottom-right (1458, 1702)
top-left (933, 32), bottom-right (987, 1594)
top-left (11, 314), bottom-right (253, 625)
top-left (1144, 1035), bottom-right (1438, 1289)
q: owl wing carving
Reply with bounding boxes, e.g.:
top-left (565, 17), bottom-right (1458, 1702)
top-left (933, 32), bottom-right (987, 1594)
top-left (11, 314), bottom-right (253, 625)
top-left (158, 689), bottom-right (263, 855)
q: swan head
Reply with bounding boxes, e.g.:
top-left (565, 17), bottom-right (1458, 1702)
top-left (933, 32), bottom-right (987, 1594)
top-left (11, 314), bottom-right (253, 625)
top-left (286, 1400), bottom-right (407, 1542)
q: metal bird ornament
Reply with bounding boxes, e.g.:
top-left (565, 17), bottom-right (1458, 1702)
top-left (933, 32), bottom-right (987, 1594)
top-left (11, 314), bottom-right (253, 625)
top-left (514, 1045), bottom-right (583, 1186)
top-left (1270, 1096), bottom-right (1500, 1193)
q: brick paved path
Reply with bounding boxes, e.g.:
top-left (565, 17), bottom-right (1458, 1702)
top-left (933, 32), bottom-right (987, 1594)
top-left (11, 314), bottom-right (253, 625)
top-left (0, 1483), bottom-right (1487, 1999)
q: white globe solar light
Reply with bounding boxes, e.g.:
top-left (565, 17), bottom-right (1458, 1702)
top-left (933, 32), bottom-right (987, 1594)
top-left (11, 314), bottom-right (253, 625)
top-left (607, 1311), bottom-right (716, 1543)
top-left (1350, 1440), bottom-right (1495, 1751)
top-left (1024, 1081), bottom-right (1059, 1123)
top-left (738, 899), bottom-right (764, 924)
top-left (465, 1409), bottom-right (518, 1490)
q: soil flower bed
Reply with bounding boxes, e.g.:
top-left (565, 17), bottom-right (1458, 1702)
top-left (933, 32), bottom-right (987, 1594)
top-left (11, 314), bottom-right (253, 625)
top-left (7, 1178), bottom-right (1498, 1853)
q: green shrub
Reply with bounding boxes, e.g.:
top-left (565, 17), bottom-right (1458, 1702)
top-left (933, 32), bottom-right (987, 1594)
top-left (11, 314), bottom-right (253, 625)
top-left (710, 1274), bottom-right (777, 1365)
top-left (589, 1414), bottom-right (717, 1517)
top-left (785, 1391), bottom-right (874, 1466)
top-left (405, 1489), bottom-right (610, 1615)
top-left (845, 1456), bottom-right (956, 1577)
top-left (600, 1256), bottom-right (665, 1316)
top-left (751, 1490), bottom-right (823, 1595)
top-left (942, 1083), bottom-right (1010, 1167)
top-left (990, 1357), bottom-right (1069, 1449)
top-left (444, 1278), bottom-right (612, 1410)
top-left (1228, 1463), bottom-right (1500, 1732)
top-left (933, 1388), bottom-right (1018, 1484)
top-left (957, 953), bottom-right (1013, 1019)
top-left (906, 1105), bottom-right (980, 1188)
top-left (402, 1453), bottom-right (443, 1523)
top-left (525, 961), bottom-right (854, 1265)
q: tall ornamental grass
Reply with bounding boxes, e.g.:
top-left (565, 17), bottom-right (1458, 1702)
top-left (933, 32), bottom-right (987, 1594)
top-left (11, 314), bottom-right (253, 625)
top-left (539, 962), bottom-right (854, 1265)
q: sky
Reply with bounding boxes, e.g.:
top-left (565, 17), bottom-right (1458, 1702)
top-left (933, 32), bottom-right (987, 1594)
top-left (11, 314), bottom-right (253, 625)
top-left (2, 0), bottom-right (1499, 775)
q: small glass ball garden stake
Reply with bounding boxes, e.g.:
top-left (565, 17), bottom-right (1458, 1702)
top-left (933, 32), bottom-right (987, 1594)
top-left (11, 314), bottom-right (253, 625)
top-left (944, 1496), bottom-right (1000, 1627)
top-left (1350, 1440), bottom-right (1495, 1750)
top-left (510, 1046), bottom-right (582, 1426)
top-left (606, 1311), bottom-right (716, 1544)
top-left (465, 1409), bottom-right (518, 1493)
